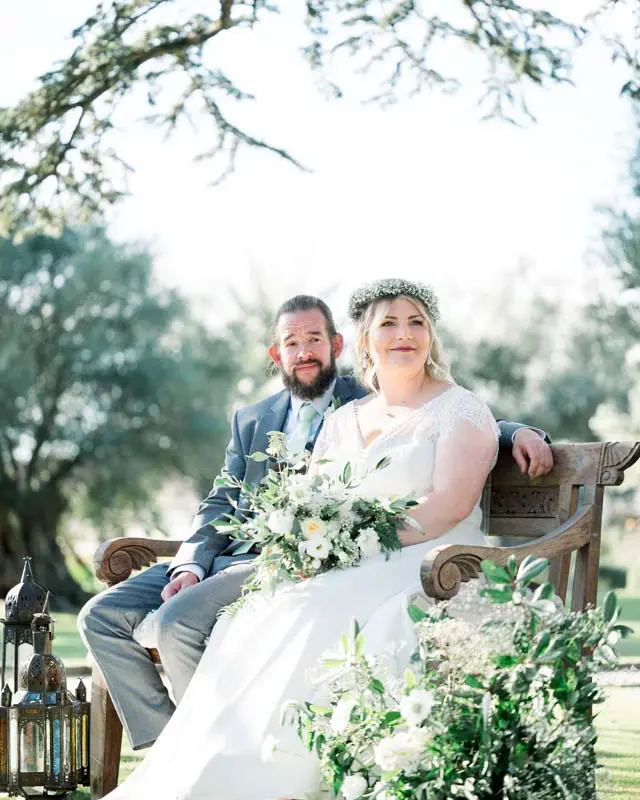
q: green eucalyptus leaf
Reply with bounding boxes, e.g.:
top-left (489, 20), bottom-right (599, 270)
top-left (532, 582), bottom-right (555, 603)
top-left (494, 654), bottom-right (518, 668)
top-left (603, 591), bottom-right (619, 624)
top-left (517, 556), bottom-right (549, 585)
top-left (530, 599), bottom-right (559, 617)
top-left (322, 658), bottom-right (345, 669)
top-left (342, 462), bottom-right (352, 484)
top-left (533, 631), bottom-right (551, 659)
top-left (369, 678), bottom-right (386, 694)
top-left (375, 456), bottom-right (392, 471)
top-left (249, 451), bottom-right (270, 462)
top-left (404, 669), bottom-right (417, 690)
top-left (309, 704), bottom-right (332, 715)
top-left (481, 560), bottom-right (511, 584)
top-left (566, 639), bottom-right (581, 664)
top-left (404, 516), bottom-right (425, 533)
top-left (408, 603), bottom-right (429, 623)
top-left (480, 587), bottom-right (514, 604)
top-left (465, 674), bottom-right (484, 689)
top-left (599, 643), bottom-right (618, 664)
top-left (612, 624), bottom-right (634, 638)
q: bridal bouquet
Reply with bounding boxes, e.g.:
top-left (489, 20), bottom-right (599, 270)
top-left (287, 555), bottom-right (632, 800)
top-left (214, 432), bottom-right (418, 596)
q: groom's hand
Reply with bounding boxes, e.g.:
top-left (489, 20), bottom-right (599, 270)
top-left (512, 429), bottom-right (553, 478)
top-left (161, 571), bottom-right (200, 602)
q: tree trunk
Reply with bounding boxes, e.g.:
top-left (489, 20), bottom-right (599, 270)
top-left (0, 502), bottom-right (91, 610)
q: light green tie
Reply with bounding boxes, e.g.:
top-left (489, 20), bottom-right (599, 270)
top-left (288, 402), bottom-right (319, 458)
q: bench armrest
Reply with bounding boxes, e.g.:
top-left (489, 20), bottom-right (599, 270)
top-left (420, 504), bottom-right (594, 600)
top-left (94, 537), bottom-right (183, 587)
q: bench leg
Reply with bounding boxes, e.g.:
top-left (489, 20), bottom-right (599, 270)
top-left (90, 664), bottom-right (123, 799)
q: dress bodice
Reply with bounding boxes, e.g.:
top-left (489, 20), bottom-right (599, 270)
top-left (312, 384), bottom-right (499, 528)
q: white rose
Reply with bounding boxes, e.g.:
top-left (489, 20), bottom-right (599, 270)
top-left (373, 730), bottom-right (423, 772)
top-left (300, 517), bottom-right (327, 539)
top-left (373, 782), bottom-right (390, 800)
top-left (356, 528), bottom-right (381, 559)
top-left (331, 696), bottom-right (358, 733)
top-left (302, 533), bottom-right (330, 560)
top-left (341, 774), bottom-right (368, 800)
top-left (288, 475), bottom-right (312, 504)
top-left (399, 689), bottom-right (435, 726)
top-left (268, 510), bottom-right (295, 535)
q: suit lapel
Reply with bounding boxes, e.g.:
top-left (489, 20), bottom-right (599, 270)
top-left (249, 390), bottom-right (291, 464)
top-left (333, 376), bottom-right (358, 405)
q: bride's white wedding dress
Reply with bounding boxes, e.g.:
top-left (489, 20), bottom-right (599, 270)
top-left (106, 384), bottom-right (498, 800)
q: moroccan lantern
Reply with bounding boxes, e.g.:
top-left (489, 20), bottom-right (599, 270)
top-left (1, 559), bottom-right (47, 694)
top-left (0, 590), bottom-right (90, 796)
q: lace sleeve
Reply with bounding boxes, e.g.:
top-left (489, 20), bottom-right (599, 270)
top-left (438, 390), bottom-right (499, 449)
top-left (434, 390), bottom-right (499, 481)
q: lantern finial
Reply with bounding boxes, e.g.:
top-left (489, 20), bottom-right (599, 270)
top-left (19, 557), bottom-right (34, 584)
top-left (1, 683), bottom-right (11, 706)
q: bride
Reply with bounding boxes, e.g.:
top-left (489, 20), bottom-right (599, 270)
top-left (105, 278), bottom-right (499, 799)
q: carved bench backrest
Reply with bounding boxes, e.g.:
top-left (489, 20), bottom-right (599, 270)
top-left (481, 442), bottom-right (640, 608)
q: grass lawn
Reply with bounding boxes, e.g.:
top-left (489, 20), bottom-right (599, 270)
top-left (597, 687), bottom-right (640, 798)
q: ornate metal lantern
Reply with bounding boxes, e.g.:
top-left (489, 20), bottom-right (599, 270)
top-left (1, 559), bottom-right (47, 694)
top-left (0, 594), bottom-right (90, 796)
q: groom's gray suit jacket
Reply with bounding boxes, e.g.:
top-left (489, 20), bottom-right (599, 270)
top-left (169, 375), bottom-right (546, 578)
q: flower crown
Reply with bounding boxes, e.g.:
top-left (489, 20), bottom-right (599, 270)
top-left (347, 278), bottom-right (440, 324)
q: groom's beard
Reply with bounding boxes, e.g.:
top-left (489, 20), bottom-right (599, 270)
top-left (282, 355), bottom-right (337, 400)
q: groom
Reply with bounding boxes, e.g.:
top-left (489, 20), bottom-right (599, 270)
top-left (79, 294), bottom-right (552, 751)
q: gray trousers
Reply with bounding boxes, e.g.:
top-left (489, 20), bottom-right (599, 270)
top-left (78, 557), bottom-right (254, 749)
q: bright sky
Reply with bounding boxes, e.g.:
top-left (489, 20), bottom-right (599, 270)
top-left (0, 2), bottom-right (635, 334)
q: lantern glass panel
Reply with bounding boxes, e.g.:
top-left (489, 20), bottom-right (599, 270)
top-left (45, 714), bottom-right (51, 780)
top-left (20, 720), bottom-right (45, 773)
top-left (9, 708), bottom-right (18, 783)
top-left (52, 717), bottom-right (61, 777)
top-left (0, 712), bottom-right (7, 779)
top-left (75, 716), bottom-right (81, 772)
top-left (81, 712), bottom-right (88, 771)
top-left (63, 710), bottom-right (71, 775)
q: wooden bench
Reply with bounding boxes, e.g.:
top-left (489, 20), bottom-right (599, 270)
top-left (88, 441), bottom-right (640, 799)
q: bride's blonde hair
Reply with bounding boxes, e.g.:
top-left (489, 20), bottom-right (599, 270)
top-left (354, 295), bottom-right (451, 392)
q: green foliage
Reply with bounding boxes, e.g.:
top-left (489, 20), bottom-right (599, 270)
top-left (0, 227), bottom-right (235, 596)
top-left (289, 558), bottom-right (633, 799)
top-left (0, 1), bottom-right (637, 231)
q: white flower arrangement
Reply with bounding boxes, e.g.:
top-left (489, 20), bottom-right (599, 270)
top-left (286, 556), bottom-right (634, 800)
top-left (215, 433), bottom-right (419, 602)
